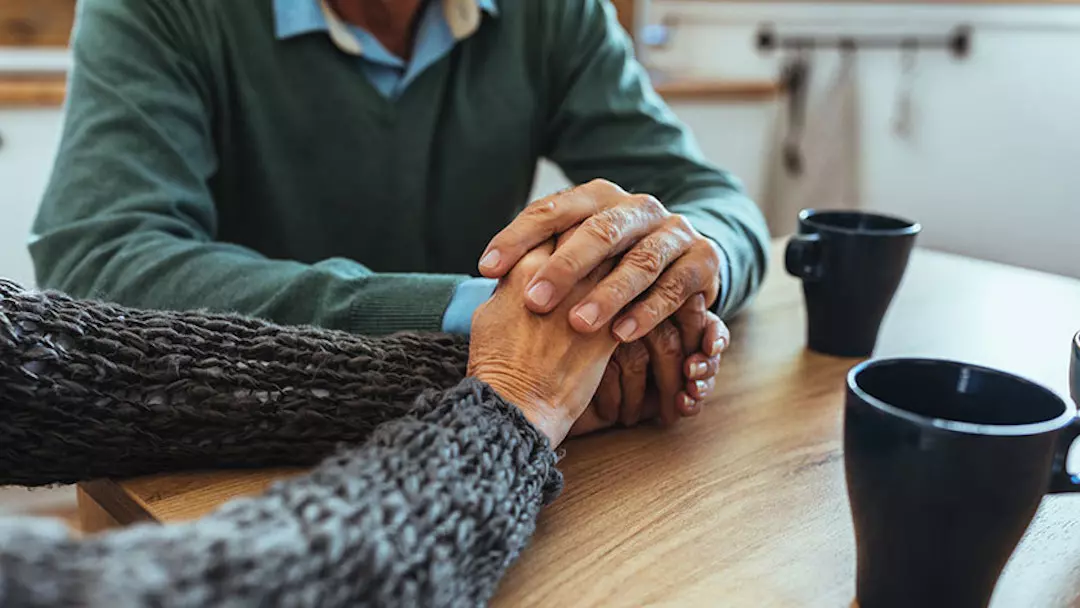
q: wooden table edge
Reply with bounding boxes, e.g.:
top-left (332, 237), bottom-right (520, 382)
top-left (77, 480), bottom-right (157, 534)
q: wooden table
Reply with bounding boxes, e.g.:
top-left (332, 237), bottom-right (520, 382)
top-left (78, 242), bottom-right (1080, 607)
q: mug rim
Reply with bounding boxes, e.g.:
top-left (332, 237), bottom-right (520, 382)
top-left (1072, 331), bottom-right (1079, 403)
top-left (848, 357), bottom-right (1076, 437)
top-left (799, 208), bottom-right (922, 237)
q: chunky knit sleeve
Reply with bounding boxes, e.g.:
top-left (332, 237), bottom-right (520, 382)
top-left (0, 280), bottom-right (469, 486)
top-left (0, 377), bottom-right (564, 607)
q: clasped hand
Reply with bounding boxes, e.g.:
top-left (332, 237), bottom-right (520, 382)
top-left (468, 181), bottom-right (731, 446)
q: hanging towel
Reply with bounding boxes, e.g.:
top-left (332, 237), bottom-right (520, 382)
top-left (761, 51), bottom-right (863, 237)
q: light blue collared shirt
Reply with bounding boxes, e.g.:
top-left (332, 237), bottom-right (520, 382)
top-left (274, 0), bottom-right (498, 333)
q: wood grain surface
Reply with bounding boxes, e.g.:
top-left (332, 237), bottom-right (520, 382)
top-left (650, 75), bottom-right (783, 101)
top-left (79, 240), bottom-right (1080, 607)
top-left (0, 0), bottom-right (779, 108)
top-left (0, 72), bottom-right (66, 107)
top-left (0, 0), bottom-right (75, 47)
top-left (0, 70), bottom-right (779, 109)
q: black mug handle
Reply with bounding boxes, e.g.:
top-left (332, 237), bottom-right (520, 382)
top-left (785, 233), bottom-right (823, 281)
top-left (1049, 417), bottom-right (1080, 494)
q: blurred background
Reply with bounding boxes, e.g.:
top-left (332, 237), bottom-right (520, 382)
top-left (1, 0), bottom-right (1079, 517)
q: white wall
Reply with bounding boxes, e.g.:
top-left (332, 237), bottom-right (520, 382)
top-left (531, 99), bottom-right (775, 202)
top-left (0, 48), bottom-right (67, 287)
top-left (643, 2), bottom-right (1080, 278)
top-left (0, 108), bottom-right (63, 287)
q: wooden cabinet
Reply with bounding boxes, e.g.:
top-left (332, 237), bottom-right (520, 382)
top-left (0, 0), bottom-right (76, 47)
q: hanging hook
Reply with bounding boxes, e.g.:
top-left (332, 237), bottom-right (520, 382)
top-left (893, 39), bottom-right (919, 138)
top-left (951, 25), bottom-right (973, 58)
top-left (781, 49), bottom-right (811, 176)
top-left (901, 37), bottom-right (918, 71)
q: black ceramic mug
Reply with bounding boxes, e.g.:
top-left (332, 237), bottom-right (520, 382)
top-left (845, 358), bottom-right (1080, 608)
top-left (785, 209), bottom-right (920, 357)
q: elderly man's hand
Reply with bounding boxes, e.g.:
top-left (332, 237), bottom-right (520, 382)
top-left (478, 179), bottom-right (724, 344)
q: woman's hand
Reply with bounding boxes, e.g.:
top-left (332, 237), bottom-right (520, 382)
top-left (469, 240), bottom-right (620, 448)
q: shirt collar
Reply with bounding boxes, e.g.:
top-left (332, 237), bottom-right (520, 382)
top-left (274, 0), bottom-right (499, 55)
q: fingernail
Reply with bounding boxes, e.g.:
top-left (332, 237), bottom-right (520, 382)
top-left (691, 362), bottom-right (708, 378)
top-left (681, 394), bottom-right (697, 412)
top-left (527, 280), bottom-right (554, 307)
top-left (711, 337), bottom-right (728, 356)
top-left (613, 318), bottom-right (638, 342)
top-left (695, 380), bottom-right (709, 397)
top-left (575, 302), bottom-right (600, 327)
top-left (479, 249), bottom-right (501, 271)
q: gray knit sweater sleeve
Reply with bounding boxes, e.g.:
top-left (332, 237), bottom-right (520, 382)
top-left (0, 378), bottom-right (563, 607)
top-left (0, 280), bottom-right (564, 605)
top-left (0, 279), bottom-right (470, 486)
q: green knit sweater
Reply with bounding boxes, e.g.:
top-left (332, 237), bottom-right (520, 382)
top-left (31, 0), bottom-right (769, 335)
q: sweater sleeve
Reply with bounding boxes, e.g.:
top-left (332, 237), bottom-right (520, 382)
top-left (29, 0), bottom-right (465, 336)
top-left (0, 378), bottom-right (563, 607)
top-left (541, 0), bottom-right (771, 317)
top-left (0, 280), bottom-right (468, 487)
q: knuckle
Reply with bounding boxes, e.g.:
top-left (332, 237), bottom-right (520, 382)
top-left (586, 178), bottom-right (622, 195)
top-left (669, 214), bottom-right (695, 236)
top-left (582, 214), bottom-right (623, 248)
top-left (633, 193), bottom-right (666, 217)
top-left (625, 242), bottom-right (667, 277)
top-left (522, 198), bottom-right (558, 222)
top-left (697, 238), bottom-right (722, 268)
top-left (548, 251), bottom-right (584, 280)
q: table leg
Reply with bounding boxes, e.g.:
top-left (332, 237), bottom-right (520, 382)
top-left (76, 485), bottom-right (122, 535)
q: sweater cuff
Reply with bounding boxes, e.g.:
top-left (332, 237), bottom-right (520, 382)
top-left (347, 274), bottom-right (467, 335)
top-left (677, 199), bottom-right (769, 319)
top-left (704, 236), bottom-right (731, 316)
top-left (429, 377), bottom-right (565, 506)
